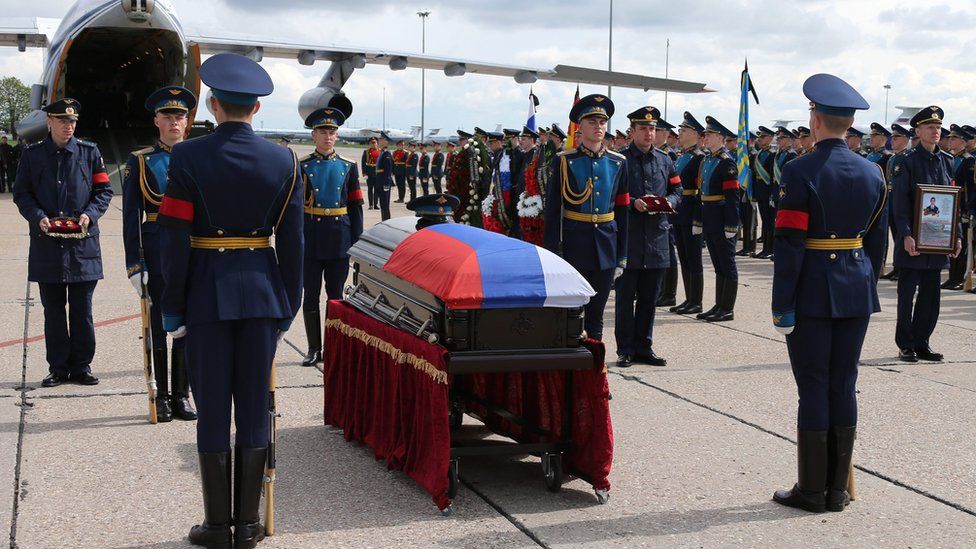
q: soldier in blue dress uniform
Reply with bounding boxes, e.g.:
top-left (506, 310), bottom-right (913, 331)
top-left (943, 124), bottom-right (973, 290)
top-left (121, 86), bottom-right (199, 421)
top-left (13, 98), bottom-right (112, 388)
top-left (845, 126), bottom-right (866, 156)
top-left (614, 106), bottom-right (681, 367)
top-left (298, 105), bottom-right (364, 366)
top-left (765, 127), bottom-right (797, 261)
top-left (418, 142), bottom-right (431, 196)
top-left (652, 118), bottom-right (680, 308)
top-left (752, 126), bottom-right (777, 259)
top-left (880, 123), bottom-right (914, 281)
top-left (544, 94), bottom-right (629, 341)
top-left (430, 141), bottom-right (445, 194)
top-left (669, 112), bottom-right (707, 315)
top-left (360, 136), bottom-right (378, 210)
top-left (692, 117), bottom-right (740, 322)
top-left (890, 106), bottom-right (963, 363)
top-left (156, 53), bottom-right (304, 547)
top-left (771, 73), bottom-right (888, 514)
top-left (375, 132), bottom-right (395, 221)
top-left (405, 142), bottom-right (419, 202)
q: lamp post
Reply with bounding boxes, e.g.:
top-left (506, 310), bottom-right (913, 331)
top-left (382, 86), bottom-right (386, 132)
top-left (883, 84), bottom-right (891, 124)
top-left (418, 10), bottom-right (430, 144)
top-left (607, 0), bottom-right (612, 131)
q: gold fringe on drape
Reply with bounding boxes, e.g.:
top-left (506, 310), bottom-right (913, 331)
top-left (325, 318), bottom-right (448, 385)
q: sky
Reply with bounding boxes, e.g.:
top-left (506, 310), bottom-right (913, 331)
top-left (2, 0), bottom-right (976, 134)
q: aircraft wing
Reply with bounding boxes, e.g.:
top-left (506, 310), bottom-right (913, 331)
top-left (0, 18), bottom-right (60, 50)
top-left (185, 31), bottom-right (712, 94)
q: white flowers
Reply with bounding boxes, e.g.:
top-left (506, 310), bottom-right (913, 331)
top-left (482, 193), bottom-right (495, 213)
top-left (516, 191), bottom-right (543, 218)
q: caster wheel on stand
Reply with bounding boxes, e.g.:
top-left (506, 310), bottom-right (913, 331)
top-left (447, 459), bottom-right (460, 499)
top-left (542, 452), bottom-right (563, 493)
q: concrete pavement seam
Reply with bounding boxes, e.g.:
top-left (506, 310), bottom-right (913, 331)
top-left (8, 280), bottom-right (32, 549)
top-left (609, 370), bottom-right (976, 519)
top-left (458, 477), bottom-right (549, 548)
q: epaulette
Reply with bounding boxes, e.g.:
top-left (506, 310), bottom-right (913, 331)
top-left (76, 139), bottom-right (97, 148)
top-left (337, 154), bottom-right (355, 165)
top-left (299, 153), bottom-right (315, 163)
top-left (131, 146), bottom-right (154, 157)
top-left (605, 149), bottom-right (626, 160)
top-left (556, 148), bottom-right (577, 157)
top-left (23, 141), bottom-right (43, 151)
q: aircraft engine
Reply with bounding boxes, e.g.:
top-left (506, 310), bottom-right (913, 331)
top-left (121, 0), bottom-right (155, 21)
top-left (14, 110), bottom-right (49, 143)
top-left (298, 88), bottom-right (353, 121)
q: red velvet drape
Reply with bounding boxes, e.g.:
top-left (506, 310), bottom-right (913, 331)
top-left (323, 300), bottom-right (452, 509)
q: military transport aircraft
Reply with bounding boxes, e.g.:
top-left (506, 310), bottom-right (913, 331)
top-left (0, 0), bottom-right (711, 185)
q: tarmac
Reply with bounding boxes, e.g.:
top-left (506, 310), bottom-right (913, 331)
top-left (0, 143), bottom-right (974, 548)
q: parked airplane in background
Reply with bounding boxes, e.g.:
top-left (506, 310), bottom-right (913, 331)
top-left (0, 0), bottom-right (709, 186)
top-left (255, 125), bottom-right (416, 145)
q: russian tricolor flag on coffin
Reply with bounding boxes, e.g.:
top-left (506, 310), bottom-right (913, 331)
top-left (383, 224), bottom-right (595, 310)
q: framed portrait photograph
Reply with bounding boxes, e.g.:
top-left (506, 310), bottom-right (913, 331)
top-left (913, 184), bottom-right (961, 253)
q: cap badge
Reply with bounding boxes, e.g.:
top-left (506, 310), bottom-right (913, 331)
top-left (594, 97), bottom-right (605, 102)
top-left (169, 89), bottom-right (182, 95)
top-left (65, 107), bottom-right (75, 115)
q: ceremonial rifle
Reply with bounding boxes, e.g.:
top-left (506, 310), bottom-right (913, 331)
top-left (138, 233), bottom-right (158, 424)
top-left (264, 359), bottom-right (277, 535)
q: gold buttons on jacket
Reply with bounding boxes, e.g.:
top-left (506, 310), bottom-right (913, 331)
top-left (217, 230), bottom-right (224, 235)
top-left (829, 253), bottom-right (837, 260)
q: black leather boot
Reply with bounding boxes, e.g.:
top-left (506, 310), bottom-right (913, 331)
top-left (697, 276), bottom-right (724, 320)
top-left (153, 348), bottom-right (173, 422)
top-left (773, 430), bottom-right (827, 513)
top-left (656, 267), bottom-right (678, 307)
top-left (302, 309), bottom-right (322, 367)
top-left (825, 426), bottom-right (856, 512)
top-left (189, 452), bottom-right (232, 548)
top-left (171, 347), bottom-right (197, 421)
top-left (234, 447), bottom-right (268, 548)
top-left (706, 277), bottom-right (736, 322)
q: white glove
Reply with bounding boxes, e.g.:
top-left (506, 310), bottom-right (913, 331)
top-left (769, 198), bottom-right (776, 208)
top-left (171, 326), bottom-right (187, 339)
top-left (725, 231), bottom-right (737, 240)
top-left (775, 325), bottom-right (794, 335)
top-left (692, 225), bottom-right (703, 236)
top-left (614, 267), bottom-right (624, 281)
top-left (129, 271), bottom-right (148, 298)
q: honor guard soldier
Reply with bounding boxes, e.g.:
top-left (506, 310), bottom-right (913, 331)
top-left (392, 139), bottom-right (407, 202)
top-left (880, 123), bottom-right (914, 281)
top-left (753, 126), bottom-right (777, 259)
top-left (544, 94), bottom-right (629, 341)
top-left (768, 127), bottom-right (798, 260)
top-left (890, 106), bottom-right (963, 362)
top-left (14, 98), bottom-right (112, 387)
top-left (845, 126), bottom-right (866, 156)
top-left (943, 124), bottom-right (973, 290)
top-left (121, 86), bottom-right (199, 421)
top-left (771, 73), bottom-right (887, 515)
top-left (298, 105), bottom-right (364, 366)
top-left (866, 123), bottom-right (893, 169)
top-left (156, 53), bottom-right (304, 547)
top-left (375, 132), bottom-right (395, 221)
top-left (405, 142), bottom-right (419, 201)
top-left (692, 117), bottom-right (740, 322)
top-left (614, 106), bottom-right (681, 367)
top-left (794, 126), bottom-right (814, 156)
top-left (550, 124), bottom-right (567, 151)
top-left (418, 142), bottom-right (431, 195)
top-left (430, 141), bottom-right (445, 193)
top-left (670, 112), bottom-right (707, 314)
top-left (361, 137), bottom-right (380, 210)
top-left (737, 130), bottom-right (759, 258)
top-left (653, 118), bottom-right (680, 307)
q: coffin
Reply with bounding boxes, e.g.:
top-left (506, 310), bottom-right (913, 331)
top-left (346, 218), bottom-right (595, 373)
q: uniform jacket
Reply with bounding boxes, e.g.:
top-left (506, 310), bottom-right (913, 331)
top-left (543, 145), bottom-right (630, 271)
top-left (891, 143), bottom-right (958, 270)
top-left (752, 148), bottom-right (775, 202)
top-left (157, 122), bottom-right (304, 330)
top-left (418, 152), bottom-right (430, 179)
top-left (773, 148), bottom-right (797, 203)
top-left (693, 148), bottom-right (740, 234)
top-left (430, 151), bottom-right (445, 178)
top-left (13, 135), bottom-right (113, 283)
top-left (375, 149), bottom-right (394, 191)
top-left (301, 150), bottom-right (364, 260)
top-left (621, 143), bottom-right (681, 269)
top-left (772, 138), bottom-right (887, 323)
top-left (866, 149), bottom-right (893, 185)
top-left (392, 149), bottom-right (407, 177)
top-left (121, 142), bottom-right (172, 277)
top-left (360, 147), bottom-right (379, 181)
top-left (673, 146), bottom-right (705, 226)
top-left (406, 151), bottom-right (419, 178)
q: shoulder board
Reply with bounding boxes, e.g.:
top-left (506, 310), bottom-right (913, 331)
top-left (299, 153), bottom-right (315, 163)
top-left (131, 146), bottom-right (154, 157)
top-left (605, 149), bottom-right (626, 160)
top-left (939, 150), bottom-right (954, 159)
top-left (556, 148), bottom-right (577, 157)
top-left (23, 141), bottom-right (43, 151)
top-left (337, 154), bottom-right (355, 164)
top-left (76, 139), bottom-right (96, 148)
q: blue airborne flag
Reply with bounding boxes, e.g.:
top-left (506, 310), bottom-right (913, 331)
top-left (737, 60), bottom-right (759, 199)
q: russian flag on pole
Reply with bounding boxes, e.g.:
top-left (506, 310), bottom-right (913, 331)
top-left (526, 89), bottom-right (539, 132)
top-left (383, 224), bottom-right (595, 310)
